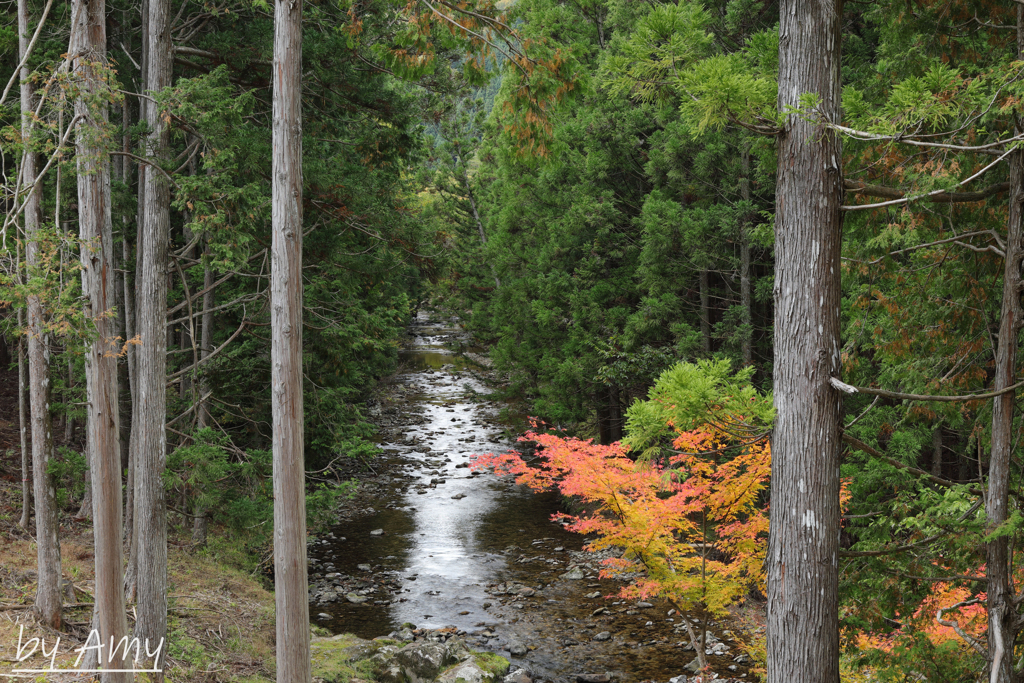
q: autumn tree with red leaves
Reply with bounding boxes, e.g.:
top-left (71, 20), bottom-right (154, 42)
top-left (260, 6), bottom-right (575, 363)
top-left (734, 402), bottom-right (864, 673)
top-left (474, 360), bottom-right (774, 673)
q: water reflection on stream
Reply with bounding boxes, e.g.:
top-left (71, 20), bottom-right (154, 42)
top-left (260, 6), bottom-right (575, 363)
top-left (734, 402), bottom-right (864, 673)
top-left (308, 313), bottom-right (748, 683)
top-left (311, 315), bottom-right (581, 631)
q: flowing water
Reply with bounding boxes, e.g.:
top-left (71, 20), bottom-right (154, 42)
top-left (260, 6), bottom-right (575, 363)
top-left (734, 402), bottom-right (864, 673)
top-left (307, 312), bottom-right (754, 683)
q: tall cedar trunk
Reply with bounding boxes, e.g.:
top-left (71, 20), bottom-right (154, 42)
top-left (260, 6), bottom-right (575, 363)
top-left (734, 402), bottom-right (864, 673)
top-left (21, 0), bottom-right (62, 629)
top-left (70, 0), bottom-right (133, 677)
top-left (124, 227), bottom-right (137, 585)
top-left (123, 100), bottom-right (137, 408)
top-left (699, 269), bottom-right (711, 354)
top-left (126, 0), bottom-right (151, 600)
top-left (739, 146), bottom-right (753, 367)
top-left (113, 156), bottom-right (131, 475)
top-left (133, 0), bottom-right (171, 668)
top-left (768, 0), bottom-right (843, 681)
top-left (272, 0), bottom-right (311, 679)
top-left (17, 307), bottom-right (31, 529)
top-left (986, 9), bottom-right (1024, 681)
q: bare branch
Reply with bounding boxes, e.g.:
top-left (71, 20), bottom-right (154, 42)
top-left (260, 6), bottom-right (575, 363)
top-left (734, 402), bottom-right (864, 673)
top-left (840, 499), bottom-right (982, 558)
top-left (954, 240), bottom-right (1004, 257)
top-left (165, 318), bottom-right (247, 384)
top-left (833, 122), bottom-right (1024, 153)
top-left (165, 248), bottom-right (267, 317)
top-left (936, 599), bottom-right (987, 656)
top-left (844, 395), bottom-right (879, 429)
top-left (166, 292), bottom-right (260, 327)
top-left (844, 179), bottom-right (1009, 204)
top-left (841, 433), bottom-right (974, 491)
top-left (0, 0), bottom-right (55, 109)
top-left (830, 375), bottom-right (1024, 402)
top-left (166, 390), bottom-right (213, 429)
top-left (110, 151), bottom-right (180, 189)
top-left (842, 147), bottom-right (1014, 211)
top-left (841, 230), bottom-right (999, 266)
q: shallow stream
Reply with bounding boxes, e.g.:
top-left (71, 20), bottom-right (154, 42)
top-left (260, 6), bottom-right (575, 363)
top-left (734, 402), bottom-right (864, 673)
top-left (306, 312), bottom-right (753, 683)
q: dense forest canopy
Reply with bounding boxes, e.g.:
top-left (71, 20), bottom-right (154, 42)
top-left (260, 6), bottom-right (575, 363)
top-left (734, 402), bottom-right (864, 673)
top-left (5, 0), bottom-right (1024, 680)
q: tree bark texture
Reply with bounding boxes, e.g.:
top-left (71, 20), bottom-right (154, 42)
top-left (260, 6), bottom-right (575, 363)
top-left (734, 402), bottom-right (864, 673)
top-left (272, 0), bottom-right (311, 679)
top-left (985, 11), bottom-right (1024, 682)
top-left (768, 1), bottom-right (843, 682)
top-left (70, 0), bottom-right (132, 677)
top-left (133, 0), bottom-right (171, 669)
top-left (22, 0), bottom-right (62, 629)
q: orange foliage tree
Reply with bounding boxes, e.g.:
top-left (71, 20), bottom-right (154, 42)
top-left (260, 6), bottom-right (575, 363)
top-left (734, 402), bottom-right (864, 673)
top-left (473, 360), bottom-right (774, 668)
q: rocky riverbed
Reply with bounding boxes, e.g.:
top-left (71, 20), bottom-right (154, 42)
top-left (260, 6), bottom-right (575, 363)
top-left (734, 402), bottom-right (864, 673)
top-left (307, 311), bottom-right (762, 683)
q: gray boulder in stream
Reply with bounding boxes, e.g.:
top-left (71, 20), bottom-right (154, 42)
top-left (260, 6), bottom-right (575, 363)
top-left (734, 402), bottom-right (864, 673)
top-left (392, 641), bottom-right (459, 682)
top-left (436, 657), bottom-right (511, 683)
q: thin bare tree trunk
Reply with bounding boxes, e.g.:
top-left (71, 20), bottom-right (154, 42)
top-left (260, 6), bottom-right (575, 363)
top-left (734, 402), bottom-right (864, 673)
top-left (198, 257), bottom-right (214, 429)
top-left (123, 202), bottom-right (137, 587)
top-left (17, 307), bottom-right (31, 529)
top-left (192, 255), bottom-right (215, 545)
top-left (123, 159), bottom-right (137, 558)
top-left (78, 437), bottom-right (93, 519)
top-left (272, 0), bottom-right (311, 678)
top-left (126, 0), bottom-right (150, 601)
top-left (931, 423), bottom-right (943, 478)
top-left (123, 101), bottom-right (137, 406)
top-left (113, 186), bottom-right (131, 476)
top-left (986, 12), bottom-right (1024, 683)
top-left (70, 0), bottom-right (132, 676)
top-left (739, 145), bottom-right (753, 367)
top-left (21, 0), bottom-right (62, 629)
top-left (608, 386), bottom-right (622, 443)
top-left (767, 0), bottom-right (843, 681)
top-left (462, 170), bottom-right (500, 288)
top-left (699, 269), bottom-right (711, 355)
top-left (65, 357), bottom-right (76, 445)
top-left (132, 0), bottom-right (171, 669)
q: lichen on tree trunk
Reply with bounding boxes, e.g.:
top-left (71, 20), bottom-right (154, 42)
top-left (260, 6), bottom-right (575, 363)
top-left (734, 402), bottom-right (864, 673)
top-left (767, 0), bottom-right (844, 681)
